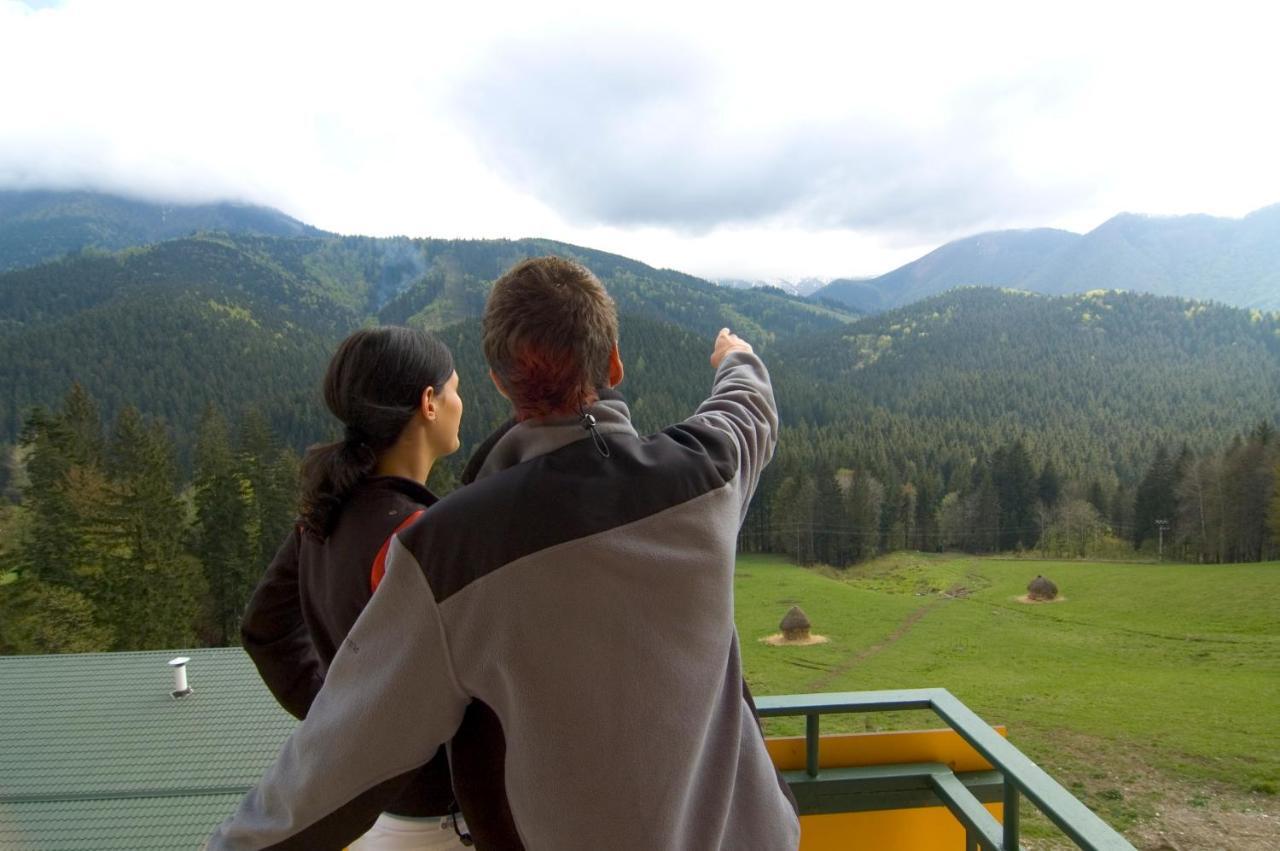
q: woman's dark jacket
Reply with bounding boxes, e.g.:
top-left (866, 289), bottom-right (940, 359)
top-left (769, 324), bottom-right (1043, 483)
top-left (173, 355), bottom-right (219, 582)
top-left (241, 475), bottom-right (451, 817)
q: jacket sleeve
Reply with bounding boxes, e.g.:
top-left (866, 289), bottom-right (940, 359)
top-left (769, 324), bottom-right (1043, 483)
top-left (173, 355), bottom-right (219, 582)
top-left (240, 526), bottom-right (324, 720)
top-left (208, 535), bottom-right (470, 850)
top-left (687, 350), bottom-right (780, 521)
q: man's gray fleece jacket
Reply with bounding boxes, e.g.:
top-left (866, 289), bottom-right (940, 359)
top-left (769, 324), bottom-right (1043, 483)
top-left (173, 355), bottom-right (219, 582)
top-left (208, 351), bottom-right (801, 850)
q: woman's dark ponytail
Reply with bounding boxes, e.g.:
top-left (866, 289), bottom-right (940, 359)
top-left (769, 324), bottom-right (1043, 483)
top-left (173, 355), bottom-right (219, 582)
top-left (299, 327), bottom-right (454, 538)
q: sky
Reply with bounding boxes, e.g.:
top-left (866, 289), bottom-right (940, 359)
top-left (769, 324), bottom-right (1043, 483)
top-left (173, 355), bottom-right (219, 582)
top-left (2, 0), bottom-right (1279, 281)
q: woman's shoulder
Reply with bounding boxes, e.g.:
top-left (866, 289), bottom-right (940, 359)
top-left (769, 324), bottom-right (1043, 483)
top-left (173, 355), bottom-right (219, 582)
top-left (324, 477), bottom-right (437, 543)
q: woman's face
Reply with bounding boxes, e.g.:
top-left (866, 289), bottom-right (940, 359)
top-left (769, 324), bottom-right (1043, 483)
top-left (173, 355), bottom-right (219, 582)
top-left (430, 370), bottom-right (463, 457)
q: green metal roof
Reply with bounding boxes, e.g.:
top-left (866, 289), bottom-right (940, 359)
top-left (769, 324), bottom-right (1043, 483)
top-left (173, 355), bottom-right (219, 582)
top-left (0, 648), bottom-right (297, 850)
top-left (0, 795), bottom-right (246, 850)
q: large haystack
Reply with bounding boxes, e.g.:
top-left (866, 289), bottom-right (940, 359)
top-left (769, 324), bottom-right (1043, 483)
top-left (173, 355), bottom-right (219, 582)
top-left (1027, 575), bottom-right (1059, 601)
top-left (780, 606), bottom-right (811, 641)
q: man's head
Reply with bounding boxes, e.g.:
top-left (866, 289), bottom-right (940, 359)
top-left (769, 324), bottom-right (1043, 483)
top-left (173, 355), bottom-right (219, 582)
top-left (483, 256), bottom-right (622, 420)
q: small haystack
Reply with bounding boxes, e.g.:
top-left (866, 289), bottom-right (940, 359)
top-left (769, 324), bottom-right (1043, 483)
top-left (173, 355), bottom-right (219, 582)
top-left (762, 605), bottom-right (829, 646)
top-left (780, 606), bottom-right (812, 641)
top-left (1027, 575), bottom-right (1059, 601)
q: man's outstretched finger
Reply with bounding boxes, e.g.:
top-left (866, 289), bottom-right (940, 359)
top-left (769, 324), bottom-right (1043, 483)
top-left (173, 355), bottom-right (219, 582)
top-left (710, 327), bottom-right (753, 368)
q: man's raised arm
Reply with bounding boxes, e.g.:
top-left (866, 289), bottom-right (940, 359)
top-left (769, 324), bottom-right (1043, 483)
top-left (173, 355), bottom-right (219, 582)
top-left (208, 534), bottom-right (468, 850)
top-left (688, 328), bottom-right (779, 519)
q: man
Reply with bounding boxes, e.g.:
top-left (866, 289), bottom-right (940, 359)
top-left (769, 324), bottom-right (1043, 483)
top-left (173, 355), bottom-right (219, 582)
top-left (208, 257), bottom-right (800, 850)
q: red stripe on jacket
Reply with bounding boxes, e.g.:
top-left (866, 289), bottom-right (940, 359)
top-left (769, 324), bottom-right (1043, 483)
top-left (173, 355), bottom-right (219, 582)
top-left (370, 509), bottom-right (426, 593)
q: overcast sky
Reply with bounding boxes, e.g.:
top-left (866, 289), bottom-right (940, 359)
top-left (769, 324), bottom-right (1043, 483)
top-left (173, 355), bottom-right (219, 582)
top-left (2, 0), bottom-right (1278, 280)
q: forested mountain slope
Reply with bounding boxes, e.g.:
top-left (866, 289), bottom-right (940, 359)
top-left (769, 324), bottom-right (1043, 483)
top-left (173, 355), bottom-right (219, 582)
top-left (814, 205), bottom-right (1280, 312)
top-left (771, 288), bottom-right (1280, 482)
top-left (0, 189), bottom-right (323, 273)
top-left (0, 231), bottom-right (853, 451)
top-left (0, 237), bottom-right (358, 447)
top-left (373, 236), bottom-right (854, 339)
top-left (1025, 206), bottom-right (1280, 308)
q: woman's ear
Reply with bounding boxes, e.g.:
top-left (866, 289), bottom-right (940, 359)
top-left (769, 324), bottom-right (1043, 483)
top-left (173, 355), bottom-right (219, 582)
top-left (421, 385), bottom-right (437, 422)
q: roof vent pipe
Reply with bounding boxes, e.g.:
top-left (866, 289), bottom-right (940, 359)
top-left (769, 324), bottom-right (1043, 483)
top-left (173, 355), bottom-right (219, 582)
top-left (169, 657), bottom-right (193, 699)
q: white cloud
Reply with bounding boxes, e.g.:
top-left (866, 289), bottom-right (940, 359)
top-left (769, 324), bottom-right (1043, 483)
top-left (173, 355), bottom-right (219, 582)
top-left (1, 0), bottom-right (1278, 279)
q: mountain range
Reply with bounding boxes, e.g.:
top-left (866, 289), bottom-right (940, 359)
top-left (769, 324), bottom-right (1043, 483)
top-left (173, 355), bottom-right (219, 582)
top-left (0, 192), bottom-right (853, 456)
top-left (815, 206), bottom-right (1280, 312)
top-left (0, 189), bottom-right (1276, 489)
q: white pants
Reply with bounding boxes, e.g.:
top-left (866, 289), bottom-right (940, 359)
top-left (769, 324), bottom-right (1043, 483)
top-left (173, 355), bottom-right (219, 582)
top-left (347, 812), bottom-right (470, 850)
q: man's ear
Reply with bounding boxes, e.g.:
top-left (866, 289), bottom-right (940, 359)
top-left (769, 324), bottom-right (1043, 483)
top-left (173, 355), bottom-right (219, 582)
top-left (608, 343), bottom-right (624, 388)
top-left (421, 386), bottom-right (437, 421)
top-left (488, 368), bottom-right (510, 400)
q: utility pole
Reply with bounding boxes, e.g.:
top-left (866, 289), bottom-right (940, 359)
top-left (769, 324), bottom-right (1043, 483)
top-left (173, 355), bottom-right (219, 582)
top-left (1155, 519), bottom-right (1169, 562)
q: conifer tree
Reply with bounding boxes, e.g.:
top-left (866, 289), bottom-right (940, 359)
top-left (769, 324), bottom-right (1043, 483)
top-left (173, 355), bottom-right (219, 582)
top-left (774, 474), bottom-right (817, 564)
top-left (970, 471), bottom-right (1000, 553)
top-left (61, 383), bottom-right (104, 467)
top-left (994, 440), bottom-right (1037, 550)
top-left (0, 442), bottom-right (15, 503)
top-left (101, 407), bottom-right (204, 650)
top-left (739, 464), bottom-right (780, 553)
top-left (894, 482), bottom-right (918, 552)
top-left (194, 405), bottom-right (256, 645)
top-left (1038, 460), bottom-right (1062, 510)
top-left (1269, 463), bottom-right (1280, 549)
top-left (1176, 454), bottom-right (1224, 563)
top-left (845, 470), bottom-right (881, 562)
top-left (18, 387), bottom-right (112, 593)
top-left (259, 447), bottom-right (301, 562)
top-left (1085, 480), bottom-right (1107, 517)
top-left (237, 407), bottom-right (276, 566)
top-left (1220, 433), bottom-right (1272, 562)
top-left (237, 408), bottom-right (298, 587)
top-left (811, 465), bottom-right (844, 565)
top-left (914, 470), bottom-right (942, 552)
top-left (936, 492), bottom-right (965, 551)
top-left (1133, 446), bottom-right (1178, 550)
top-left (1109, 484), bottom-right (1131, 539)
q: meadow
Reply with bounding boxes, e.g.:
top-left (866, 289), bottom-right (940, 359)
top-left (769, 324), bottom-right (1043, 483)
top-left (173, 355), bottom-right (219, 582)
top-left (735, 553), bottom-right (1280, 845)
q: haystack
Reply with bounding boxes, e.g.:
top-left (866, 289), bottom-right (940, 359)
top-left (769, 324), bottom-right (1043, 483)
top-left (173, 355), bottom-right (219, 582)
top-left (780, 606), bottom-right (811, 641)
top-left (1027, 575), bottom-right (1059, 601)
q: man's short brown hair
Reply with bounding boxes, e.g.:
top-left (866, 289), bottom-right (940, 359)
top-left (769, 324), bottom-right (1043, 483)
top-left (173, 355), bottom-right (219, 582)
top-left (483, 256), bottom-right (619, 419)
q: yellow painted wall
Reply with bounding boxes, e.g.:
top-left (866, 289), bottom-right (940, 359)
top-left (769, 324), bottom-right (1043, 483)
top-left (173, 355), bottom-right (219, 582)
top-left (766, 728), bottom-right (1008, 850)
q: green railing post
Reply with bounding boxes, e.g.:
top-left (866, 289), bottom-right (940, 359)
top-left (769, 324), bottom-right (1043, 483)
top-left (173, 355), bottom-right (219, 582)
top-left (805, 713), bottom-right (820, 778)
top-left (966, 828), bottom-right (978, 851)
top-left (1004, 779), bottom-right (1020, 849)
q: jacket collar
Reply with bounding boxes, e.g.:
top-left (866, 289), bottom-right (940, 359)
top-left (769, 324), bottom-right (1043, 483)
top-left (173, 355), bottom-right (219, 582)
top-left (355, 475), bottom-right (439, 507)
top-left (474, 393), bottom-right (637, 481)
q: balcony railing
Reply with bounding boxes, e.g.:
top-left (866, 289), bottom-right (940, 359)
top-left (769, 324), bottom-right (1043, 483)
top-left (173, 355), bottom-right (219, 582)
top-left (757, 688), bottom-right (1136, 851)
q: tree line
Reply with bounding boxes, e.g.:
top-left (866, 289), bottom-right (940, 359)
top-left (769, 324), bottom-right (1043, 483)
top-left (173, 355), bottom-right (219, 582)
top-left (740, 426), bottom-right (1280, 566)
top-left (0, 384), bottom-right (298, 654)
top-left (2, 378), bottom-right (1276, 656)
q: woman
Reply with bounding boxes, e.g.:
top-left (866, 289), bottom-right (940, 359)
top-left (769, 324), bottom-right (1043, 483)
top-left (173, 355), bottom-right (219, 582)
top-left (241, 325), bottom-right (467, 850)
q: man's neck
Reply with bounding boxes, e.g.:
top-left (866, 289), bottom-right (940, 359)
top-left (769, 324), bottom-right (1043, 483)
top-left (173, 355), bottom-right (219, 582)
top-left (474, 395), bottom-right (636, 481)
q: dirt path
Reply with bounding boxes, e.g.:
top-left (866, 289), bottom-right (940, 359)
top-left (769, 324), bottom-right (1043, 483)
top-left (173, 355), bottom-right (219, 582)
top-left (1017, 729), bottom-right (1280, 850)
top-left (803, 599), bottom-right (943, 691)
top-left (1021, 784), bottom-right (1280, 851)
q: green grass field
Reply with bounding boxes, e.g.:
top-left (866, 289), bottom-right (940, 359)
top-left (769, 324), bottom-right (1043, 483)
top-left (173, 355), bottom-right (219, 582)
top-left (734, 553), bottom-right (1280, 839)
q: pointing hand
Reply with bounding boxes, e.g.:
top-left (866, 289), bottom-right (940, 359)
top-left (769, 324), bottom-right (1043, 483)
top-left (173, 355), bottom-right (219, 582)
top-left (710, 327), bottom-right (753, 369)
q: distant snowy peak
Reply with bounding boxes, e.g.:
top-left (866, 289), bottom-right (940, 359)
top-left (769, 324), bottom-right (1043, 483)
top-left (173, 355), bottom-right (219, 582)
top-left (714, 277), bottom-right (829, 297)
